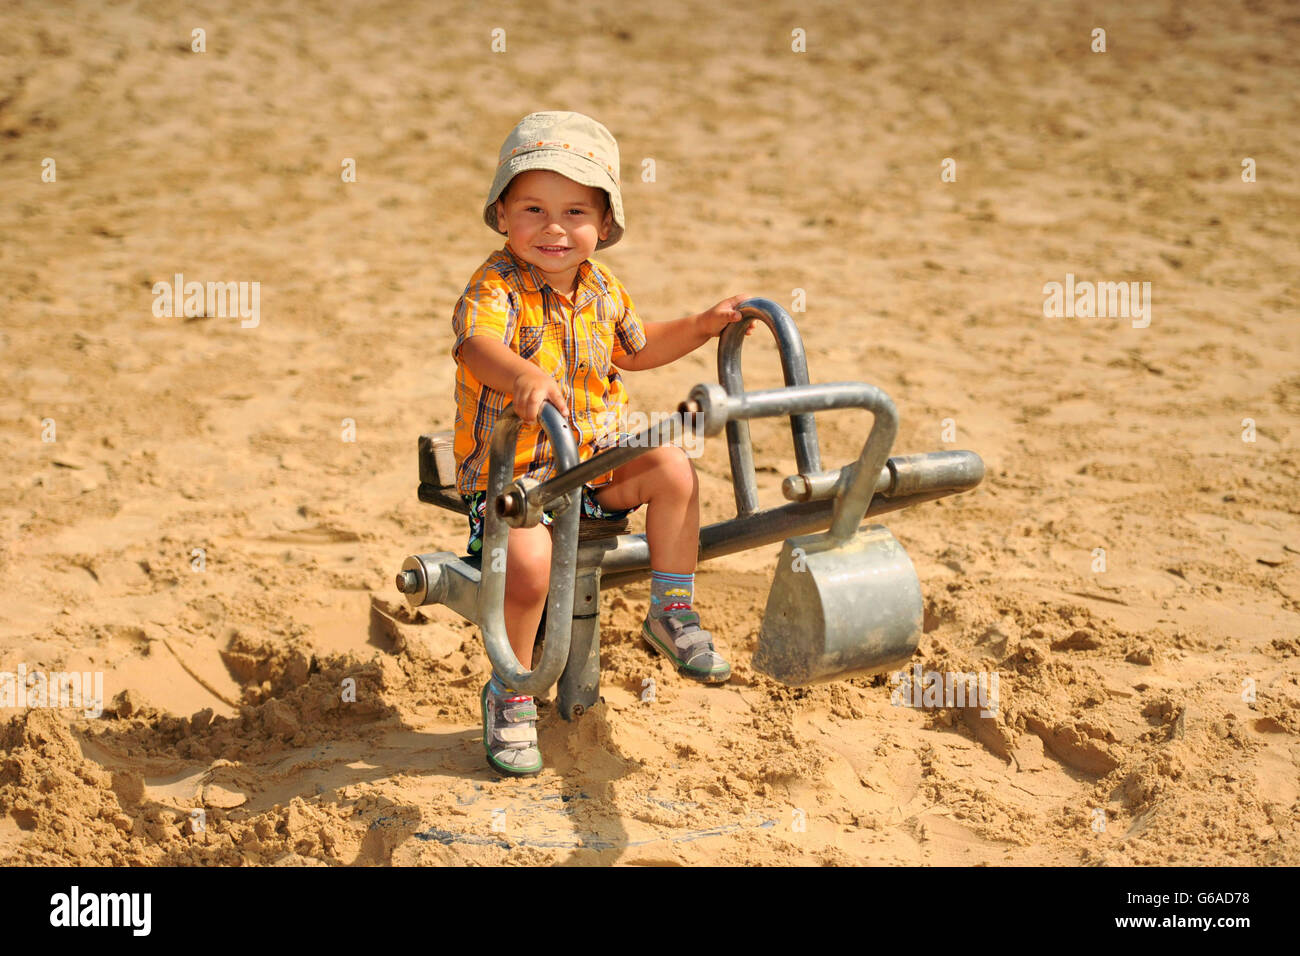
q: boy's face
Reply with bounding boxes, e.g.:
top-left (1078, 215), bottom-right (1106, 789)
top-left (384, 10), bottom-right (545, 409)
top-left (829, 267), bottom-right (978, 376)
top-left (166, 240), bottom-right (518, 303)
top-left (495, 169), bottom-right (614, 294)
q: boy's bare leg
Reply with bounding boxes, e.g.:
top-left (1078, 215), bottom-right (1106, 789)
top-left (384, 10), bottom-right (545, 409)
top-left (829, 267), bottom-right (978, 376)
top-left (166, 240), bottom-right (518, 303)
top-left (593, 446), bottom-right (728, 682)
top-left (500, 523), bottom-right (552, 679)
top-left (481, 522), bottom-right (550, 778)
top-left (591, 445), bottom-right (698, 570)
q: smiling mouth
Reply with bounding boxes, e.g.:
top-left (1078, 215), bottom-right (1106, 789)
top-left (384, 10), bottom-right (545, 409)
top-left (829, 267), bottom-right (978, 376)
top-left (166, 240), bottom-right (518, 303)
top-left (537, 245), bottom-right (570, 252)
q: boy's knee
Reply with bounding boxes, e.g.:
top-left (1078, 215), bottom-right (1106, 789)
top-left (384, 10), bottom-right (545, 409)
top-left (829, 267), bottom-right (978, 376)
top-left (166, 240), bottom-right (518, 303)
top-left (651, 445), bottom-right (696, 493)
top-left (505, 528), bottom-right (551, 603)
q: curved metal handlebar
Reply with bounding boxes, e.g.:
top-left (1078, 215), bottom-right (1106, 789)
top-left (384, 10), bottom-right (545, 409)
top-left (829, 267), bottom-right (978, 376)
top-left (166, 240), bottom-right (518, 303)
top-left (719, 298), bottom-right (823, 517)
top-left (688, 381), bottom-right (899, 546)
top-left (477, 400), bottom-right (581, 694)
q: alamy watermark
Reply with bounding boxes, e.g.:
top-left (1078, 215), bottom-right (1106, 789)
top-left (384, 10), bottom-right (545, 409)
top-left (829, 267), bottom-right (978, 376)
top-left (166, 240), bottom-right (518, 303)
top-left (594, 408), bottom-right (704, 458)
top-left (1, 663), bottom-right (104, 718)
top-left (49, 886), bottom-right (150, 936)
top-left (1042, 273), bottom-right (1150, 328)
top-left (890, 664), bottom-right (999, 718)
top-left (152, 273), bottom-right (260, 328)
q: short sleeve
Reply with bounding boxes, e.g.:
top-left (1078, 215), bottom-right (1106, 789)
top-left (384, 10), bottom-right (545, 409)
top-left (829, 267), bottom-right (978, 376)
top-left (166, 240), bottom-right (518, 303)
top-left (452, 274), bottom-right (516, 362)
top-left (609, 281), bottom-right (646, 360)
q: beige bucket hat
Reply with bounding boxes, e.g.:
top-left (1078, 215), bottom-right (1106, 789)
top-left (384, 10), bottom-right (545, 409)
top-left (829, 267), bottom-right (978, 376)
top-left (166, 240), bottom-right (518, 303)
top-left (484, 111), bottom-right (625, 251)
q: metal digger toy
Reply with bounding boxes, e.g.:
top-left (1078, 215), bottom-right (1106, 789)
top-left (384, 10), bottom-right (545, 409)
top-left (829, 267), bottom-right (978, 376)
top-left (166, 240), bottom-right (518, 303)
top-left (395, 298), bottom-right (984, 720)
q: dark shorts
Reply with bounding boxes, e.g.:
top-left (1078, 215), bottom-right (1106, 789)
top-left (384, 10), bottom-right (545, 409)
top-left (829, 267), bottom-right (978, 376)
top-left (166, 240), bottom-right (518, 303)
top-left (461, 484), bottom-right (639, 556)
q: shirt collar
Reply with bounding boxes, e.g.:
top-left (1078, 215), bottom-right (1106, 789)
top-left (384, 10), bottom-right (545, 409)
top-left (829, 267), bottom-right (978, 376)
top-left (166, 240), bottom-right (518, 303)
top-left (498, 244), bottom-right (608, 306)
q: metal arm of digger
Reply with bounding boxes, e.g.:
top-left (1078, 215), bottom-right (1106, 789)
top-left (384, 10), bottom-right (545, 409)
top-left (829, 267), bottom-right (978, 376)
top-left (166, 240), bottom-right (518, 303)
top-left (684, 380), bottom-right (899, 546)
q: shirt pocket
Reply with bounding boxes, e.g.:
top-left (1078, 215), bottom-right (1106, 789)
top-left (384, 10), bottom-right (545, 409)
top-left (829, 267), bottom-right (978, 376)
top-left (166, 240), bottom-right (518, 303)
top-left (516, 321), bottom-right (545, 361)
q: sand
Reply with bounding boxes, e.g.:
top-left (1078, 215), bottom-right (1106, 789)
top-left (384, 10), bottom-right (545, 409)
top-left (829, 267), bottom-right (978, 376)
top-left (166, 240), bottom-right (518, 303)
top-left (0, 0), bottom-right (1296, 865)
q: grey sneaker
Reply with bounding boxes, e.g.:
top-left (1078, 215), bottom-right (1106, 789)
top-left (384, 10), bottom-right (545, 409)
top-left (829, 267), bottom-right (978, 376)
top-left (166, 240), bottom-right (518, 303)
top-left (641, 609), bottom-right (731, 683)
top-left (481, 680), bottom-right (543, 777)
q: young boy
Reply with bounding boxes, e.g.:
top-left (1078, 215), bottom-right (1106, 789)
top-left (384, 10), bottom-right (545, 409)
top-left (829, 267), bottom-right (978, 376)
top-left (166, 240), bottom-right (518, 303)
top-left (451, 111), bottom-right (751, 776)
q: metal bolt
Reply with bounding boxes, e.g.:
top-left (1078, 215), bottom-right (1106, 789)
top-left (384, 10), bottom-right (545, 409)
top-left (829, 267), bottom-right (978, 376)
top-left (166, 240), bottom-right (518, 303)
top-left (783, 475), bottom-right (811, 500)
top-left (395, 570), bottom-right (419, 593)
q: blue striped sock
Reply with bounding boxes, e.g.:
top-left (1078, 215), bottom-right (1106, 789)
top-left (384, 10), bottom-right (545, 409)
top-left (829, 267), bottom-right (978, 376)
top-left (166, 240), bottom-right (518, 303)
top-left (650, 570), bottom-right (694, 618)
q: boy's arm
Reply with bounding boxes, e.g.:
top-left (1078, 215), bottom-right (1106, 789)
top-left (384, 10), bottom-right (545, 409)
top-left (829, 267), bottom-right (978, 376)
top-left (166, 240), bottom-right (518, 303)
top-left (614, 295), bottom-right (751, 372)
top-left (460, 337), bottom-right (570, 421)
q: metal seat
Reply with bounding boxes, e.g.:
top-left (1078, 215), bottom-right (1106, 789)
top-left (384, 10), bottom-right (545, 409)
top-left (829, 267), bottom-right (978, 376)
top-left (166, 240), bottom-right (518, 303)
top-left (417, 431), bottom-right (630, 543)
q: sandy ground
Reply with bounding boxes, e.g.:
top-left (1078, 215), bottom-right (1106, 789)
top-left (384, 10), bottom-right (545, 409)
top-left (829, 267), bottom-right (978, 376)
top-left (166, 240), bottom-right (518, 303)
top-left (0, 0), bottom-right (1297, 866)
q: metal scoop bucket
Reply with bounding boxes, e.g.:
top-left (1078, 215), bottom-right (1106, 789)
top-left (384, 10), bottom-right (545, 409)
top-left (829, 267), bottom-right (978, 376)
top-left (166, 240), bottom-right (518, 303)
top-left (754, 525), bottom-right (922, 685)
top-left (743, 382), bottom-right (923, 686)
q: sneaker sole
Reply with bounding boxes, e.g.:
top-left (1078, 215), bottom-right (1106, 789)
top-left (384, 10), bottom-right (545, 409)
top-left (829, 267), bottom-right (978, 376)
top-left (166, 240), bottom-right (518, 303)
top-left (481, 683), bottom-right (543, 777)
top-left (641, 622), bottom-right (731, 684)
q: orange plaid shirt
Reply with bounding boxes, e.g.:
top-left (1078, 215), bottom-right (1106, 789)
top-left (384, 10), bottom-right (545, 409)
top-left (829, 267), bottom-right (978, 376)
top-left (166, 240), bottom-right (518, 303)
top-left (451, 245), bottom-right (647, 495)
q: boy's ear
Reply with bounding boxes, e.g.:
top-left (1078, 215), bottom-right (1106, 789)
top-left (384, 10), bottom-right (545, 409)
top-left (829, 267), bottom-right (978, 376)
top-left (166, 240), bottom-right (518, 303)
top-left (600, 202), bottom-right (613, 239)
top-left (494, 197), bottom-right (509, 234)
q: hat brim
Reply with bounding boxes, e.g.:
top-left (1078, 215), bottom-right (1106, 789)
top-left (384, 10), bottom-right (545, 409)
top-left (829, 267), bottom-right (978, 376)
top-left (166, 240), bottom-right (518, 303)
top-left (484, 149), bottom-right (625, 251)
